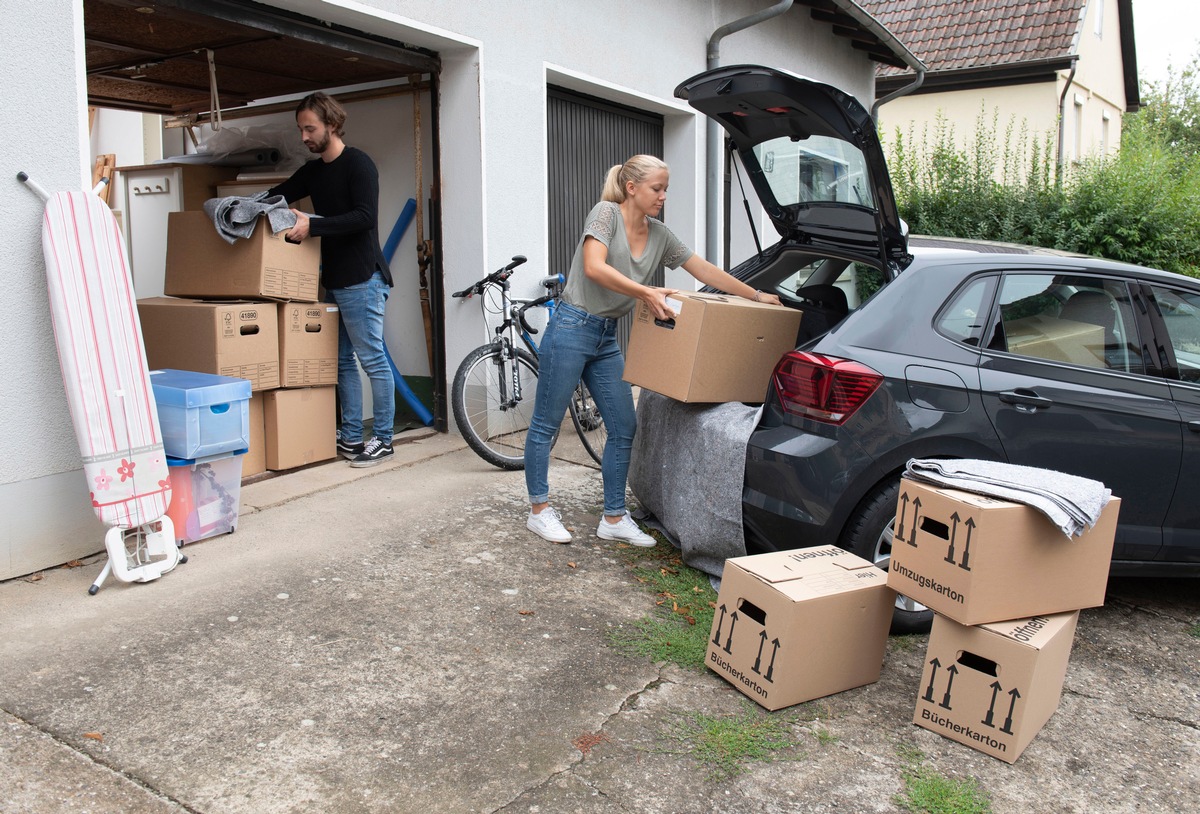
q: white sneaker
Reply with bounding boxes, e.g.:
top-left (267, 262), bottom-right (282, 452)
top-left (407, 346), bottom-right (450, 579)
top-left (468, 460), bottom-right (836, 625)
top-left (527, 507), bottom-right (572, 543)
top-left (596, 512), bottom-right (656, 547)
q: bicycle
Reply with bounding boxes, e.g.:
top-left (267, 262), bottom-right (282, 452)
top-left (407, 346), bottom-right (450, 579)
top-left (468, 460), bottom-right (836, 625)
top-left (451, 255), bottom-right (607, 470)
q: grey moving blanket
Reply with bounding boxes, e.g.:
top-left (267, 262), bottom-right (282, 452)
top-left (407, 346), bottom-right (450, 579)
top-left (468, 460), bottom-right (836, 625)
top-left (202, 192), bottom-right (297, 244)
top-left (905, 458), bottom-right (1112, 538)
top-left (629, 391), bottom-right (762, 578)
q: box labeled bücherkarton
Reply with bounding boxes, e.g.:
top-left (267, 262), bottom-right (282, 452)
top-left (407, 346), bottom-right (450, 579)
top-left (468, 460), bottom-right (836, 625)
top-left (278, 302), bottom-right (339, 387)
top-left (165, 210), bottom-right (320, 302)
top-left (623, 292), bottom-right (802, 403)
top-left (1005, 314), bottom-right (1105, 368)
top-left (706, 546), bottom-right (894, 711)
top-left (914, 611), bottom-right (1079, 763)
top-left (886, 478), bottom-right (1119, 626)
top-left (263, 387), bottom-right (336, 471)
top-left (138, 297), bottom-right (280, 391)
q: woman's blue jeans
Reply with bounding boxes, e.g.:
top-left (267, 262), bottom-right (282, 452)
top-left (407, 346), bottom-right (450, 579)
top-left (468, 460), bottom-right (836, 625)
top-left (326, 271), bottom-right (394, 444)
top-left (525, 302), bottom-right (637, 516)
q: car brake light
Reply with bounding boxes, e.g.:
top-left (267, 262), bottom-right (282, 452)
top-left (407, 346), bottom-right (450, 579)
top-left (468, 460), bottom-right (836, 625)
top-left (772, 352), bottom-right (882, 425)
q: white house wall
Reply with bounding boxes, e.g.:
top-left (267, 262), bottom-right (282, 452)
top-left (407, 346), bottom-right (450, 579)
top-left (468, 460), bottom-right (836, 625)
top-left (0, 0), bottom-right (878, 579)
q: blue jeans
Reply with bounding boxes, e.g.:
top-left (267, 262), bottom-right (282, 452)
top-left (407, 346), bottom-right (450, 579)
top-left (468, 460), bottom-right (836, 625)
top-left (326, 271), bottom-right (394, 444)
top-left (525, 302), bottom-right (637, 516)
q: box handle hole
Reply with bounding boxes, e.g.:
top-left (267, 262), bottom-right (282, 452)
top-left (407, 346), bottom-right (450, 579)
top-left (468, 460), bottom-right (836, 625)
top-left (209, 403), bottom-right (230, 415)
top-left (956, 649), bottom-right (998, 676)
top-left (240, 325), bottom-right (260, 336)
top-left (304, 323), bottom-right (323, 333)
top-left (736, 598), bottom-right (766, 625)
top-left (920, 516), bottom-right (950, 540)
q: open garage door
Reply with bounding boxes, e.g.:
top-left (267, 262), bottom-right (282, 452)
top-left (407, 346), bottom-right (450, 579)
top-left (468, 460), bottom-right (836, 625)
top-left (84, 0), bottom-right (446, 436)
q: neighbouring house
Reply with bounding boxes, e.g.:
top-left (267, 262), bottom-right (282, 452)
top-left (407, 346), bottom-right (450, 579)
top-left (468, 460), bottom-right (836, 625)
top-left (861, 0), bottom-right (1139, 174)
top-left (0, 0), bottom-right (919, 580)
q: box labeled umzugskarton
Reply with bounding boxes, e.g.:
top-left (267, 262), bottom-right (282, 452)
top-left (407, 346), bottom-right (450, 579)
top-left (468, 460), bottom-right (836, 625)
top-left (138, 297), bottom-right (280, 391)
top-left (914, 610), bottom-right (1079, 764)
top-left (263, 387), bottom-right (336, 471)
top-left (278, 302), bottom-right (339, 387)
top-left (165, 210), bottom-right (320, 302)
top-left (623, 292), bottom-right (802, 403)
top-left (886, 478), bottom-right (1120, 626)
top-left (706, 546), bottom-right (894, 711)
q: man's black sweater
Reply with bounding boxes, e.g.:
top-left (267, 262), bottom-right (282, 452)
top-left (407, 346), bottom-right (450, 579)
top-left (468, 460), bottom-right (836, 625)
top-left (269, 147), bottom-right (393, 290)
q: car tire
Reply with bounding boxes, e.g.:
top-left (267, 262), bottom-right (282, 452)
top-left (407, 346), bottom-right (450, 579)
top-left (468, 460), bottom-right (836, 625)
top-left (842, 480), bottom-right (934, 635)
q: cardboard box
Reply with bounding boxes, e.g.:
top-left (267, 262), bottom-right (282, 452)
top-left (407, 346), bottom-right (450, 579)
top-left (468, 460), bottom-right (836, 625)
top-left (623, 292), bottom-right (802, 403)
top-left (278, 302), bottom-right (339, 387)
top-left (264, 387), bottom-right (336, 470)
top-left (887, 478), bottom-right (1120, 626)
top-left (1005, 315), bottom-right (1105, 367)
top-left (914, 611), bottom-right (1079, 763)
top-left (242, 392), bottom-right (267, 478)
top-left (150, 368), bottom-right (251, 460)
top-left (706, 546), bottom-right (894, 710)
top-left (165, 451), bottom-right (245, 545)
top-left (138, 297), bottom-right (280, 391)
top-left (165, 210), bottom-right (320, 302)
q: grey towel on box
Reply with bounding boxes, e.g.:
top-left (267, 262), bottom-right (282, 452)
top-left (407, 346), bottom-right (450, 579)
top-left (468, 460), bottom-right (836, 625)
top-left (905, 458), bottom-right (1111, 538)
top-left (628, 391), bottom-right (762, 578)
top-left (202, 192), bottom-right (297, 244)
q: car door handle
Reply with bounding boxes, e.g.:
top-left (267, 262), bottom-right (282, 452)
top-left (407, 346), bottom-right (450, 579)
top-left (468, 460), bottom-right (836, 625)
top-left (1189, 420), bottom-right (1200, 433)
top-left (998, 389), bottom-right (1053, 409)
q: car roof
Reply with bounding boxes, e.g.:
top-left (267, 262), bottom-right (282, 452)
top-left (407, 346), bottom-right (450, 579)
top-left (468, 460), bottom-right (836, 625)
top-left (908, 235), bottom-right (1194, 287)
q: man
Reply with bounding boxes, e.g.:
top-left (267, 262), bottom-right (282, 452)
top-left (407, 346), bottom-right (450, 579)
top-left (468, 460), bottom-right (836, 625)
top-left (270, 92), bottom-right (395, 467)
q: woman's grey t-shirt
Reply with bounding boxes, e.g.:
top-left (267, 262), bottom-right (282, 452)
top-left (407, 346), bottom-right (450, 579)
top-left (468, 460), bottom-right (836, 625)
top-left (560, 201), bottom-right (693, 319)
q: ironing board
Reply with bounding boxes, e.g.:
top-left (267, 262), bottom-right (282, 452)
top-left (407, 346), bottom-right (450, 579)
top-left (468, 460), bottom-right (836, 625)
top-left (22, 173), bottom-right (183, 593)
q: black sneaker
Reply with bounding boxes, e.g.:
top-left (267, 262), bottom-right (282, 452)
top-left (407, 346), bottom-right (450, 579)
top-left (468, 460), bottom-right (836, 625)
top-left (337, 437), bottom-right (365, 460)
top-left (349, 437), bottom-right (393, 468)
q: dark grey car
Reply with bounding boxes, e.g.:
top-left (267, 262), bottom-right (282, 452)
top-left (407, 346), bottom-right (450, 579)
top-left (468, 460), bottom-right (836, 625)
top-left (676, 66), bottom-right (1200, 632)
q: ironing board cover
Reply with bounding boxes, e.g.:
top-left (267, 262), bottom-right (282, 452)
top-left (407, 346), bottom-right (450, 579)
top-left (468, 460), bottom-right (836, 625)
top-left (41, 190), bottom-right (170, 529)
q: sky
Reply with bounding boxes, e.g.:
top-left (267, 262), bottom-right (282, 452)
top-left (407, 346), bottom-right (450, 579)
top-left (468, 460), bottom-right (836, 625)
top-left (1133, 0), bottom-right (1200, 85)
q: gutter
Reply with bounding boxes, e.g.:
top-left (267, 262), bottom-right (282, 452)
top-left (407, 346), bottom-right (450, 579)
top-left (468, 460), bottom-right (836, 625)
top-left (704, 0), bottom-right (795, 262)
top-left (1056, 57), bottom-right (1079, 182)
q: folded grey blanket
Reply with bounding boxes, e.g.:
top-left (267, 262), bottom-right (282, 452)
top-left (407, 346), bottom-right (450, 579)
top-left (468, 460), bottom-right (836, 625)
top-left (905, 458), bottom-right (1112, 538)
top-left (629, 391), bottom-right (762, 578)
top-left (202, 192), bottom-right (297, 244)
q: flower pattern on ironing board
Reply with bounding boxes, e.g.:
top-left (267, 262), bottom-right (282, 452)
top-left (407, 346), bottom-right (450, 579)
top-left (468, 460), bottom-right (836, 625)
top-left (94, 469), bottom-right (112, 491)
top-left (117, 459), bottom-right (135, 482)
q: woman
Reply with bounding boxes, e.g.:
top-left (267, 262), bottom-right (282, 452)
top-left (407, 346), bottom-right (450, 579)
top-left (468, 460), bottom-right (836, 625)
top-left (524, 155), bottom-right (781, 545)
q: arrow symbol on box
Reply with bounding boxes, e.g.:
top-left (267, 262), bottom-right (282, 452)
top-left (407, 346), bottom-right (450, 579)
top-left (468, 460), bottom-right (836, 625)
top-left (960, 518), bottom-right (976, 571)
top-left (940, 664), bottom-right (958, 710)
top-left (910, 497), bottom-right (922, 546)
top-left (712, 604), bottom-right (727, 646)
top-left (724, 611), bottom-right (738, 654)
top-left (1001, 688), bottom-right (1021, 734)
top-left (982, 681), bottom-right (1002, 728)
top-left (752, 629), bottom-right (767, 674)
top-left (763, 638), bottom-right (781, 683)
top-left (945, 512), bottom-right (961, 564)
top-left (898, 493), bottom-right (910, 543)
top-left (923, 657), bottom-right (942, 702)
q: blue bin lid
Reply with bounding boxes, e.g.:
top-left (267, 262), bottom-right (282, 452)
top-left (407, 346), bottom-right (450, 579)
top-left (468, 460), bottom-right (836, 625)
top-left (151, 369), bottom-right (252, 408)
top-left (166, 448), bottom-right (249, 467)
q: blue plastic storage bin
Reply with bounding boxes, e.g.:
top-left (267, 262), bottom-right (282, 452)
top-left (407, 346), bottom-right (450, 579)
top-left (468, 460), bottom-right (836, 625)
top-left (151, 369), bottom-right (252, 460)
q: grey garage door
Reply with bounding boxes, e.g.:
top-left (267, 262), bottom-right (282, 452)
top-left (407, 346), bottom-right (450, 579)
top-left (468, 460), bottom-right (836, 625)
top-left (547, 87), bottom-right (664, 346)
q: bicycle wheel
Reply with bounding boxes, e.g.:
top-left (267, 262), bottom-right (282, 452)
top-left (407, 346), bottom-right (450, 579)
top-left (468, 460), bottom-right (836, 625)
top-left (569, 379), bottom-right (607, 466)
top-left (452, 345), bottom-right (542, 470)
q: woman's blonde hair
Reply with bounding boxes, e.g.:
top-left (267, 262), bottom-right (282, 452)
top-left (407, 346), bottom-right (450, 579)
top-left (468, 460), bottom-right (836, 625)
top-left (601, 155), bottom-right (669, 203)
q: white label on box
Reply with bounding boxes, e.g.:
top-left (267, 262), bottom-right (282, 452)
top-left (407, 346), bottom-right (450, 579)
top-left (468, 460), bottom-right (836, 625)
top-left (664, 297), bottom-right (683, 315)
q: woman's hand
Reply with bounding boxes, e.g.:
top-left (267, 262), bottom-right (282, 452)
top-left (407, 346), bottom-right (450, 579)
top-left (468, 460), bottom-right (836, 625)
top-left (750, 290), bottom-right (782, 306)
top-left (640, 286), bottom-right (680, 321)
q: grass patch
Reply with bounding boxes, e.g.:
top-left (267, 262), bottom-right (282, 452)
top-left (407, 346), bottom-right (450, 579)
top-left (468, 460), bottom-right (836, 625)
top-left (661, 703), bottom-right (797, 780)
top-left (894, 744), bottom-right (992, 814)
top-left (889, 633), bottom-right (926, 652)
top-left (608, 533), bottom-right (718, 670)
top-left (1188, 621), bottom-right (1200, 638)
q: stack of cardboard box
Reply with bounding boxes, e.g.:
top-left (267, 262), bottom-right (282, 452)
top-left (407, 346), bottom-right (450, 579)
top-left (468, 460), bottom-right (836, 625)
top-left (887, 478), bottom-right (1121, 763)
top-left (138, 210), bottom-right (339, 476)
top-left (703, 477), bottom-right (1120, 766)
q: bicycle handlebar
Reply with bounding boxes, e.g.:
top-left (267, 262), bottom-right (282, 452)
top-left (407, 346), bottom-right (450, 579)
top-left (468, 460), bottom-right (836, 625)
top-left (452, 255), bottom-right (528, 298)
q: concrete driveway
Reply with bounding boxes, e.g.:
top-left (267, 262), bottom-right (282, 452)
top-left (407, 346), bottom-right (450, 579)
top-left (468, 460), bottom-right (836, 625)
top-left (1, 430), bottom-right (1196, 813)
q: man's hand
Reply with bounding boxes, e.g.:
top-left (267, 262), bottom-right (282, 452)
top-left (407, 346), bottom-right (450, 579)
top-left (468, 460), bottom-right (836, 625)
top-left (286, 210), bottom-right (311, 242)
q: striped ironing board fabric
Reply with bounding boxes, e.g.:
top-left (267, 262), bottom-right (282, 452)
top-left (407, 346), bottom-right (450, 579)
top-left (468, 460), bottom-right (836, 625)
top-left (41, 190), bottom-right (171, 529)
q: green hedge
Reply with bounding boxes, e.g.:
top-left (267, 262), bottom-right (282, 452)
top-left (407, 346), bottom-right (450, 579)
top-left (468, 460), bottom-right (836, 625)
top-left (884, 104), bottom-right (1200, 278)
